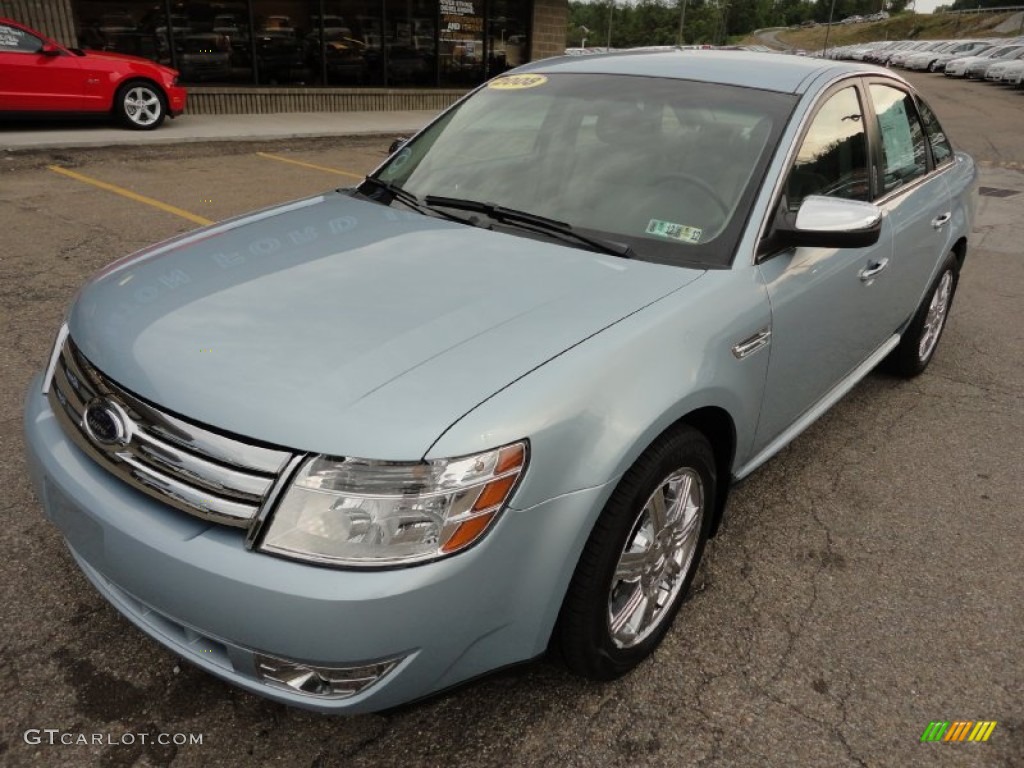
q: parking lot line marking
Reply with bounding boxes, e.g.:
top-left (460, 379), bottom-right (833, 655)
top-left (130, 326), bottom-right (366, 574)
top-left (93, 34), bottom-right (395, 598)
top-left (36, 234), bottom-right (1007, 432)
top-left (48, 166), bottom-right (213, 227)
top-left (255, 152), bottom-right (364, 180)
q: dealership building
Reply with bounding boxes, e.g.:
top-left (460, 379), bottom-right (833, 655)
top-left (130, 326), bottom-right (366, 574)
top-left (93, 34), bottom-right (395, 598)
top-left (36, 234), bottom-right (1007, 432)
top-left (0, 0), bottom-right (567, 111)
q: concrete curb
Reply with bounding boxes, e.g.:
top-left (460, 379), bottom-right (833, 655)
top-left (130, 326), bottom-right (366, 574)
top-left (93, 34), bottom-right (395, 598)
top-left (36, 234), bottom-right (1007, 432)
top-left (0, 111), bottom-right (437, 153)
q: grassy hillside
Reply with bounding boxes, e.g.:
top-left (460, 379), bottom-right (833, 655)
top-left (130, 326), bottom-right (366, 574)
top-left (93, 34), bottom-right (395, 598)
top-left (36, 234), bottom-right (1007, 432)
top-left (744, 11), bottom-right (1023, 50)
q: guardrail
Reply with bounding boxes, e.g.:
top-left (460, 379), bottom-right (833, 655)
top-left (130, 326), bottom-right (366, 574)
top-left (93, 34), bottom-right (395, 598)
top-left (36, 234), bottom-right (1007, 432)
top-left (937, 5), bottom-right (1024, 14)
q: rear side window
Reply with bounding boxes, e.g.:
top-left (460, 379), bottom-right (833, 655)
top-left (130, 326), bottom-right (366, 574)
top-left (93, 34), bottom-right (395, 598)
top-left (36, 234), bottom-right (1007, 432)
top-left (916, 98), bottom-right (953, 166)
top-left (869, 84), bottom-right (928, 194)
top-left (0, 24), bottom-right (43, 53)
top-left (786, 86), bottom-right (870, 210)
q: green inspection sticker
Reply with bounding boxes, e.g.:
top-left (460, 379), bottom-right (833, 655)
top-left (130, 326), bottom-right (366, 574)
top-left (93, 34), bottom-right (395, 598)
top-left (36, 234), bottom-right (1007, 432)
top-left (646, 219), bottom-right (702, 244)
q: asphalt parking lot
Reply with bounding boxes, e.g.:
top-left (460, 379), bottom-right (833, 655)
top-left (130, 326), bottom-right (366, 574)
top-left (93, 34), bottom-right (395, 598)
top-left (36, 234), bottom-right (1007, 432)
top-left (1, 72), bottom-right (1022, 768)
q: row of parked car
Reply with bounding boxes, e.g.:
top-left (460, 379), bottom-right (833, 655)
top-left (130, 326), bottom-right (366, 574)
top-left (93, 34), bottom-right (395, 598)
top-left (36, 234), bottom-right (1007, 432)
top-left (825, 37), bottom-right (1024, 87)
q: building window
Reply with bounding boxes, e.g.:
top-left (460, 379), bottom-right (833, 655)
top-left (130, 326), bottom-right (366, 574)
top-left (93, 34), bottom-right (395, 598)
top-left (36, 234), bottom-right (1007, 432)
top-left (74, 2), bottom-right (171, 66)
top-left (486, 0), bottom-right (527, 78)
top-left (70, 0), bottom-right (532, 87)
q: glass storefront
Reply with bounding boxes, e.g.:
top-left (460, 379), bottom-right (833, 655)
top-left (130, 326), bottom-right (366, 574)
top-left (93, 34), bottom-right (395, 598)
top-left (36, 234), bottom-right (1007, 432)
top-left (71, 0), bottom-right (529, 87)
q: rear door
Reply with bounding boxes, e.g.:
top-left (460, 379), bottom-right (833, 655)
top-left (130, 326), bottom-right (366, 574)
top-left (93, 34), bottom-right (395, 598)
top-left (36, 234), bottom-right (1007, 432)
top-left (0, 22), bottom-right (84, 111)
top-left (863, 81), bottom-right (954, 331)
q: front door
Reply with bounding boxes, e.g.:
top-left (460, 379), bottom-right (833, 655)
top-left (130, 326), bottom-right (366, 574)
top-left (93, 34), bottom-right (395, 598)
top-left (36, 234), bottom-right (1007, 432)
top-left (0, 23), bottom-right (84, 111)
top-left (753, 82), bottom-right (896, 453)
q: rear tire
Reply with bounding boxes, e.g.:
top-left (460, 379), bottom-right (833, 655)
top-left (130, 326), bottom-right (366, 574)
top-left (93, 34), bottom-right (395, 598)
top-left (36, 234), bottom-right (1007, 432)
top-left (885, 252), bottom-right (959, 378)
top-left (554, 425), bottom-right (716, 680)
top-left (114, 81), bottom-right (166, 130)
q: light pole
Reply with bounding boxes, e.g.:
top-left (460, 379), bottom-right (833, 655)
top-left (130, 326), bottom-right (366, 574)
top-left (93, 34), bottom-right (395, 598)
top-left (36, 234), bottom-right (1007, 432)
top-left (822, 0), bottom-right (837, 57)
top-left (677, 0), bottom-right (688, 46)
top-left (607, 0), bottom-right (614, 48)
top-left (579, 24), bottom-right (589, 48)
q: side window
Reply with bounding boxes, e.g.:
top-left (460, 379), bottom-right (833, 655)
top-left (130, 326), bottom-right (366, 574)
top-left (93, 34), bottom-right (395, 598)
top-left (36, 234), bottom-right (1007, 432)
top-left (869, 84), bottom-right (928, 194)
top-left (0, 24), bottom-right (43, 54)
top-left (786, 86), bottom-right (870, 211)
top-left (916, 97), bottom-right (953, 167)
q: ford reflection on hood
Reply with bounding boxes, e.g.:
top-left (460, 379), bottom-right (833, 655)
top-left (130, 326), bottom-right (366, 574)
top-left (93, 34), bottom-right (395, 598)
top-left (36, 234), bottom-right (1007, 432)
top-left (69, 192), bottom-right (703, 458)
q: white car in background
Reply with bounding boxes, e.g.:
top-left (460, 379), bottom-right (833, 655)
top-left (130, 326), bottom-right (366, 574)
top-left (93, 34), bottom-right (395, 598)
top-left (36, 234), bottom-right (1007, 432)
top-left (979, 47), bottom-right (1024, 80)
top-left (993, 58), bottom-right (1024, 85)
top-left (903, 40), bottom-right (956, 70)
top-left (946, 43), bottom-right (1023, 77)
top-left (965, 44), bottom-right (1024, 78)
top-left (906, 40), bottom-right (991, 71)
top-left (926, 41), bottom-right (994, 72)
top-left (890, 41), bottom-right (943, 68)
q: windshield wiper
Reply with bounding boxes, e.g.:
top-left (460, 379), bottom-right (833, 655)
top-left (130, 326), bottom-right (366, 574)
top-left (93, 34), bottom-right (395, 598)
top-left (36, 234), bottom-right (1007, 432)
top-left (357, 177), bottom-right (477, 225)
top-left (423, 196), bottom-right (634, 259)
top-left (358, 176), bottom-right (427, 210)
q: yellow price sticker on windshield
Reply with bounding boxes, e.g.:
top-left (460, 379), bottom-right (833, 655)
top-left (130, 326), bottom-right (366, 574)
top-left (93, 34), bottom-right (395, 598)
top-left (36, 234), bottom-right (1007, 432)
top-left (489, 74), bottom-right (548, 90)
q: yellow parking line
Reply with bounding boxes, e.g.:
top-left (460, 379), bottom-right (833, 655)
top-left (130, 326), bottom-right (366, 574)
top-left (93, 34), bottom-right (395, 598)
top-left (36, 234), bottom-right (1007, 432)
top-left (255, 151), bottom-right (364, 180)
top-left (48, 165), bottom-right (213, 226)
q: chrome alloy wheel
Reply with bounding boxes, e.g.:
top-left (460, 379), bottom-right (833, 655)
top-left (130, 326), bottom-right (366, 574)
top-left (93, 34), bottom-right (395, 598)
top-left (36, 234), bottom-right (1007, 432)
top-left (607, 467), bottom-right (704, 649)
top-left (123, 86), bottom-right (162, 127)
top-left (918, 270), bottom-right (953, 363)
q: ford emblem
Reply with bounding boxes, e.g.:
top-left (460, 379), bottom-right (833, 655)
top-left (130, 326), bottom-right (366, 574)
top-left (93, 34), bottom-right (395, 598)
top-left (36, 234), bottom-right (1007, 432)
top-left (83, 399), bottom-right (128, 446)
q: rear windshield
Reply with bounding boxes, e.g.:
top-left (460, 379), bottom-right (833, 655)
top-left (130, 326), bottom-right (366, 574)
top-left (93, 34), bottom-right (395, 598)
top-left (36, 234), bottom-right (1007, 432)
top-left (375, 72), bottom-right (797, 268)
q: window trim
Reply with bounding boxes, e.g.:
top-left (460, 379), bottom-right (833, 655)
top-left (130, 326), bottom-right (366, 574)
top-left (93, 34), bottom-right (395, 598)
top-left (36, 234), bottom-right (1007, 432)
top-left (754, 72), bottom-right (959, 266)
top-left (0, 22), bottom-right (45, 55)
top-left (755, 74), bottom-right (871, 264)
top-left (914, 93), bottom-right (955, 171)
top-left (862, 78), bottom-right (932, 199)
top-left (862, 77), bottom-right (956, 207)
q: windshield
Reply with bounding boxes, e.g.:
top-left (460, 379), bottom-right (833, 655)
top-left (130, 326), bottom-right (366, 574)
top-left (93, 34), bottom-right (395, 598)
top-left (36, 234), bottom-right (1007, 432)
top-left (985, 46), bottom-right (1019, 58)
top-left (373, 73), bottom-right (796, 267)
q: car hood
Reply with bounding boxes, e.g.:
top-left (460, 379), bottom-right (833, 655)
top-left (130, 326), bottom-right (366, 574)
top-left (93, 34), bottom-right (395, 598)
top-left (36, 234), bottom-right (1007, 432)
top-left (82, 48), bottom-right (176, 72)
top-left (69, 192), bottom-right (702, 458)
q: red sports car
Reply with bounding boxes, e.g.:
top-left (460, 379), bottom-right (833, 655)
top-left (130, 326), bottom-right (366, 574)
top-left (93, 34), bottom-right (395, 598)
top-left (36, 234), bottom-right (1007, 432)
top-left (0, 17), bottom-right (186, 129)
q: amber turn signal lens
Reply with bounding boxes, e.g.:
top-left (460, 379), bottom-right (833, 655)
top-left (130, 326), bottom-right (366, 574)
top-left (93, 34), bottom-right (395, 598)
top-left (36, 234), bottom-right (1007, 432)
top-left (495, 443), bottom-right (526, 474)
top-left (472, 474), bottom-right (517, 512)
top-left (441, 512), bottom-right (496, 553)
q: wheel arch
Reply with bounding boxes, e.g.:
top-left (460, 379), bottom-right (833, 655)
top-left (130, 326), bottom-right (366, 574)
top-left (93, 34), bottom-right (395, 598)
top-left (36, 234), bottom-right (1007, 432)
top-left (110, 76), bottom-right (166, 112)
top-left (677, 405), bottom-right (736, 538)
top-left (951, 235), bottom-right (968, 271)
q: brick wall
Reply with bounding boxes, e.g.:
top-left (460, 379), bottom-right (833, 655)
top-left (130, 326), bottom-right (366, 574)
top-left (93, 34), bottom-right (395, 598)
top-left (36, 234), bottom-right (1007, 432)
top-left (530, 0), bottom-right (567, 61)
top-left (187, 88), bottom-right (469, 115)
top-left (0, 0), bottom-right (77, 46)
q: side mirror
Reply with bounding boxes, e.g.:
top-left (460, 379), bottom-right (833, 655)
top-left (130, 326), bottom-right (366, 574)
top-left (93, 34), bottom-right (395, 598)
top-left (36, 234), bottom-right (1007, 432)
top-left (40, 43), bottom-right (63, 56)
top-left (388, 137), bottom-right (409, 154)
top-left (769, 195), bottom-right (882, 252)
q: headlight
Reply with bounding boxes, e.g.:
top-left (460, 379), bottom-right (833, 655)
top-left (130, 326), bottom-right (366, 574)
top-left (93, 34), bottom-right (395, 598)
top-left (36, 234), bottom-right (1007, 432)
top-left (259, 441), bottom-right (527, 567)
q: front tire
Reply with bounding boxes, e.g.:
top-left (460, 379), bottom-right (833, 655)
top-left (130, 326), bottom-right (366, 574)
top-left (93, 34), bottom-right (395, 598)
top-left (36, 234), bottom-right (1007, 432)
top-left (115, 81), bottom-right (166, 130)
top-left (886, 252), bottom-right (959, 378)
top-left (554, 425), bottom-right (716, 680)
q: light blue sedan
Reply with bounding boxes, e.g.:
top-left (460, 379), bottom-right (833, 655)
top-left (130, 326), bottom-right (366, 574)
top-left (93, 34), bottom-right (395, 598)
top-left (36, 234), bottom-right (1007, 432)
top-left (23, 51), bottom-right (977, 713)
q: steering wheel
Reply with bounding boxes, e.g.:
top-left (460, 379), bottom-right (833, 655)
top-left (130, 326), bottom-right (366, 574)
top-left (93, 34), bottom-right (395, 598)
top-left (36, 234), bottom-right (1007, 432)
top-left (649, 173), bottom-right (730, 219)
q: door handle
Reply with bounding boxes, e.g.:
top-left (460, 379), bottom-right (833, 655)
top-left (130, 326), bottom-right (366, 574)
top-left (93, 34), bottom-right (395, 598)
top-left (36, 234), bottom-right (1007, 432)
top-left (732, 328), bottom-right (771, 359)
top-left (859, 258), bottom-right (889, 282)
top-left (931, 212), bottom-right (951, 229)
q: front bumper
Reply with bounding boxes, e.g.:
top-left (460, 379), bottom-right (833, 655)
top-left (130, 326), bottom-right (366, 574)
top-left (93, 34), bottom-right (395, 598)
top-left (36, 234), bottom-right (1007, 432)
top-left (23, 375), bottom-right (607, 713)
top-left (166, 84), bottom-right (187, 116)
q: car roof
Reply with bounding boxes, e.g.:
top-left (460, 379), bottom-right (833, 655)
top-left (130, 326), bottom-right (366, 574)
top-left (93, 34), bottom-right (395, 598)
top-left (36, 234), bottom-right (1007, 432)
top-left (513, 50), bottom-right (896, 94)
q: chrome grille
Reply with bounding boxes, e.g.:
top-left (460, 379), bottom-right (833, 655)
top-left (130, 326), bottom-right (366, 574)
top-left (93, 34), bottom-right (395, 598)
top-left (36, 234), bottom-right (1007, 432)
top-left (48, 337), bottom-right (294, 528)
